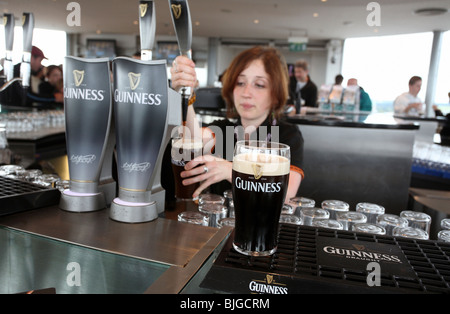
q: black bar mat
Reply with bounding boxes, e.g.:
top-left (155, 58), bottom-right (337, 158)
top-left (201, 224), bottom-right (450, 294)
top-left (0, 176), bottom-right (60, 216)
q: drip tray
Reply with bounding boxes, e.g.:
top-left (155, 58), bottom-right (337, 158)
top-left (200, 224), bottom-right (450, 294)
top-left (0, 176), bottom-right (61, 216)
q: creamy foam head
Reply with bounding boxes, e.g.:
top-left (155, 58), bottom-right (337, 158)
top-left (232, 152), bottom-right (290, 176)
top-left (172, 138), bottom-right (203, 149)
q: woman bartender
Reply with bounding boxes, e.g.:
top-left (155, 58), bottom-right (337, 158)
top-left (169, 46), bottom-right (305, 201)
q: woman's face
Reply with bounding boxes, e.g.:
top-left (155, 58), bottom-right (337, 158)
top-left (48, 69), bottom-right (62, 86)
top-left (233, 59), bottom-right (272, 126)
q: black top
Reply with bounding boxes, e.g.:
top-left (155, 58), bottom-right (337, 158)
top-left (161, 115), bottom-right (305, 201)
top-left (38, 81), bottom-right (56, 98)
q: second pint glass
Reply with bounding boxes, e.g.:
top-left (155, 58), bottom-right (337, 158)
top-left (232, 140), bottom-right (290, 256)
top-left (171, 137), bottom-right (203, 200)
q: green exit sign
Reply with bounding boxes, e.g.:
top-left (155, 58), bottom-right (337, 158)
top-left (289, 42), bottom-right (307, 52)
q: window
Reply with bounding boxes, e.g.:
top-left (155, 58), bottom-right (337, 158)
top-left (0, 27), bottom-right (66, 67)
top-left (342, 32), bottom-right (434, 112)
top-left (434, 30), bottom-right (450, 114)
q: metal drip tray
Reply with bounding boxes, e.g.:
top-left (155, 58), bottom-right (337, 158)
top-left (201, 224), bottom-right (450, 294)
top-left (0, 176), bottom-right (60, 216)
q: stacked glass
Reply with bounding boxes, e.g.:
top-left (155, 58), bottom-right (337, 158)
top-left (356, 202), bottom-right (385, 224)
top-left (376, 214), bottom-right (408, 236)
top-left (321, 200), bottom-right (349, 220)
top-left (336, 211), bottom-right (367, 231)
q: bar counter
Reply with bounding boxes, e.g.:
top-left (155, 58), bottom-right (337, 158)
top-left (0, 202), bottom-right (232, 294)
top-left (1, 109), bottom-right (448, 295)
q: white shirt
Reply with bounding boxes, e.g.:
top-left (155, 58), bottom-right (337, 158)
top-left (394, 92), bottom-right (423, 115)
top-left (296, 81), bottom-right (307, 93)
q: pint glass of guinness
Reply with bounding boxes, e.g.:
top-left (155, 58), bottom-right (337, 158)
top-left (232, 140), bottom-right (290, 256)
top-left (171, 137), bottom-right (203, 200)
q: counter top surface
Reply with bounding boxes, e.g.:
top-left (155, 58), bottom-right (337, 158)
top-left (0, 205), bottom-right (223, 268)
top-left (286, 112), bottom-right (420, 129)
top-left (409, 187), bottom-right (450, 215)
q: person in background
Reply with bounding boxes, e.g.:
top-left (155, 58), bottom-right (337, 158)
top-left (38, 65), bottom-right (63, 104)
top-left (12, 46), bottom-right (60, 106)
top-left (433, 92), bottom-right (450, 117)
top-left (432, 92), bottom-right (450, 145)
top-left (394, 76), bottom-right (424, 115)
top-left (288, 59), bottom-right (318, 112)
top-left (334, 74), bottom-right (344, 86)
top-left (164, 46), bottom-right (305, 201)
top-left (13, 46), bottom-right (46, 94)
top-left (347, 78), bottom-right (372, 112)
top-left (132, 51), bottom-right (141, 60)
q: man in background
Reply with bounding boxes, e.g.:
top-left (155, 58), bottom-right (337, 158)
top-left (394, 76), bottom-right (424, 115)
top-left (289, 60), bottom-right (318, 112)
top-left (13, 46), bottom-right (46, 94)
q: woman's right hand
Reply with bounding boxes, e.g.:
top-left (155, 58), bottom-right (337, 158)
top-left (170, 56), bottom-right (197, 92)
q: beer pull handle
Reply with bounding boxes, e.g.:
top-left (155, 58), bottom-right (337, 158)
top-left (20, 12), bottom-right (34, 90)
top-left (3, 13), bottom-right (15, 82)
top-left (168, 0), bottom-right (192, 124)
top-left (139, 0), bottom-right (156, 61)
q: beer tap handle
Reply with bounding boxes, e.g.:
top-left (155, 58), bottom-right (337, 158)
top-left (139, 1), bottom-right (156, 61)
top-left (20, 12), bottom-right (34, 90)
top-left (169, 0), bottom-right (193, 125)
top-left (168, 0), bottom-right (192, 61)
top-left (3, 13), bottom-right (15, 82)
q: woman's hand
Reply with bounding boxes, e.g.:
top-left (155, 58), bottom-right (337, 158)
top-left (180, 155), bottom-right (232, 199)
top-left (170, 55), bottom-right (197, 92)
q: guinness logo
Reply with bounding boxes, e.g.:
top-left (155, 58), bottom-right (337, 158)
top-left (171, 4), bottom-right (182, 19)
top-left (73, 70), bottom-right (85, 86)
top-left (249, 273), bottom-right (288, 294)
top-left (139, 3), bottom-right (148, 17)
top-left (128, 72), bottom-right (141, 90)
top-left (252, 164), bottom-right (263, 180)
top-left (3, 16), bottom-right (7, 26)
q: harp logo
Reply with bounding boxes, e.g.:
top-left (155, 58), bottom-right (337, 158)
top-left (171, 4), bottom-right (182, 19)
top-left (353, 244), bottom-right (365, 251)
top-left (73, 70), bottom-right (84, 86)
top-left (252, 164), bottom-right (263, 180)
top-left (128, 72), bottom-right (141, 90)
top-left (140, 3), bottom-right (148, 17)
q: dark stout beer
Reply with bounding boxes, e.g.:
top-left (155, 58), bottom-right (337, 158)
top-left (171, 138), bottom-right (203, 200)
top-left (232, 151), bottom-right (290, 256)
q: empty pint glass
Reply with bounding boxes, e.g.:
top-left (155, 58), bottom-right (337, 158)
top-left (171, 137), bottom-right (203, 200)
top-left (336, 211), bottom-right (367, 231)
top-left (352, 223), bottom-right (386, 235)
top-left (356, 202), bottom-right (385, 224)
top-left (400, 210), bottom-right (431, 234)
top-left (376, 214), bottom-right (408, 236)
top-left (321, 200), bottom-right (349, 220)
top-left (232, 140), bottom-right (290, 256)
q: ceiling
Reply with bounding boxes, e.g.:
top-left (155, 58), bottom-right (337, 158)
top-left (1, 0), bottom-right (449, 42)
